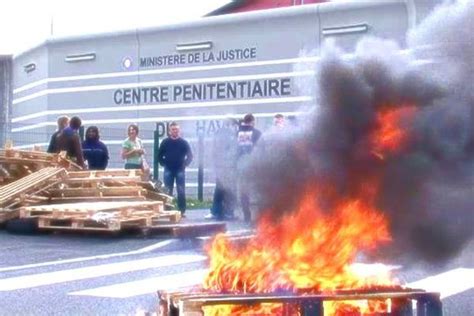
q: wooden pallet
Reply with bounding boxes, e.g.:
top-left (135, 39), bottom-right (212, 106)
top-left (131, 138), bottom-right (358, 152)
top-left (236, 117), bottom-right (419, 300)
top-left (142, 221), bottom-right (226, 237)
top-left (0, 167), bottom-right (66, 208)
top-left (20, 201), bottom-right (180, 232)
top-left (0, 149), bottom-right (80, 185)
top-left (66, 169), bottom-right (143, 179)
top-left (37, 216), bottom-right (152, 231)
top-left (0, 209), bottom-right (19, 224)
top-left (20, 200), bottom-right (164, 218)
top-left (49, 186), bottom-right (147, 198)
top-left (36, 211), bottom-right (181, 232)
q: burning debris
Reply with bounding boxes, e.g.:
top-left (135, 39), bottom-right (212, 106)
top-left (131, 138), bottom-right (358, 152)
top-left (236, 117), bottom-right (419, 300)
top-left (166, 1), bottom-right (473, 315)
top-left (243, 0), bottom-right (473, 264)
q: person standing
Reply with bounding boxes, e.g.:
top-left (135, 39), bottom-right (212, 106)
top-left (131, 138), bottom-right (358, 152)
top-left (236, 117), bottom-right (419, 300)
top-left (273, 113), bottom-right (285, 129)
top-left (205, 117), bottom-right (239, 220)
top-left (82, 126), bottom-right (109, 170)
top-left (158, 122), bottom-right (193, 216)
top-left (121, 124), bottom-right (149, 174)
top-left (47, 116), bottom-right (69, 153)
top-left (55, 116), bottom-right (86, 168)
top-left (237, 113), bottom-right (262, 222)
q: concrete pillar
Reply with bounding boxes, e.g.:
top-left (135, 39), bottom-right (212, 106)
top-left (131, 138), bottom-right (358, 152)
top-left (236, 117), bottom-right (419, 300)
top-left (0, 55), bottom-right (13, 148)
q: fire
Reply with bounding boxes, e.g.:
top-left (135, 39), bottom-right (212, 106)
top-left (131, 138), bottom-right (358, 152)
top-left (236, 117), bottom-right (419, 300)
top-left (371, 106), bottom-right (415, 159)
top-left (203, 191), bottom-right (395, 315)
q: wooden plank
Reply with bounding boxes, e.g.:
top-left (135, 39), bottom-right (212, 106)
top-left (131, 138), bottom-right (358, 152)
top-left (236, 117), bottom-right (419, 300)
top-left (49, 196), bottom-right (148, 203)
top-left (0, 167), bottom-right (66, 207)
top-left (20, 201), bottom-right (164, 217)
top-left (48, 186), bottom-right (147, 198)
top-left (67, 169), bottom-right (143, 178)
top-left (0, 209), bottom-right (19, 224)
top-left (142, 222), bottom-right (226, 238)
top-left (64, 176), bottom-right (142, 184)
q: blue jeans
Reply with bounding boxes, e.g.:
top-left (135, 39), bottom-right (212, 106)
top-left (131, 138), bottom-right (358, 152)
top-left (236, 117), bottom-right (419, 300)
top-left (163, 168), bottom-right (186, 213)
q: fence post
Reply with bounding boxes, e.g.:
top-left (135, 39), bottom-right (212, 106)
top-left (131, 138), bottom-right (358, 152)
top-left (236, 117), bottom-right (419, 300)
top-left (153, 123), bottom-right (160, 181)
top-left (197, 132), bottom-right (204, 201)
top-left (79, 126), bottom-right (85, 141)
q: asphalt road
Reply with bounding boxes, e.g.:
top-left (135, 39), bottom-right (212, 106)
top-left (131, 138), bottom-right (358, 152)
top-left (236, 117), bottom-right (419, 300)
top-left (0, 209), bottom-right (473, 316)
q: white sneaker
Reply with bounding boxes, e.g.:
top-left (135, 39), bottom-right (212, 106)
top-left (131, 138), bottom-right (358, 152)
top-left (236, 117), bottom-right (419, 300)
top-left (204, 213), bottom-right (216, 220)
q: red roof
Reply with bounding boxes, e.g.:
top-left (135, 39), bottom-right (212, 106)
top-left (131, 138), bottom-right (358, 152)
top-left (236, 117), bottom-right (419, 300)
top-left (207, 0), bottom-right (327, 16)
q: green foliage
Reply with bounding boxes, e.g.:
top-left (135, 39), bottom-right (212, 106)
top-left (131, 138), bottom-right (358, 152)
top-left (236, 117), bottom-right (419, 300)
top-left (173, 198), bottom-right (213, 210)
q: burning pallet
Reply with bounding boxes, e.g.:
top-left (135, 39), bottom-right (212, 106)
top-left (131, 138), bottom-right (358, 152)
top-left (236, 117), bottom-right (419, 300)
top-left (158, 288), bottom-right (442, 316)
top-left (20, 201), bottom-right (181, 232)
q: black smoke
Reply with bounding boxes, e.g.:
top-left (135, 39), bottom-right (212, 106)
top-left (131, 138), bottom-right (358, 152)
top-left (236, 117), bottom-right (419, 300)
top-left (244, 0), bottom-right (474, 263)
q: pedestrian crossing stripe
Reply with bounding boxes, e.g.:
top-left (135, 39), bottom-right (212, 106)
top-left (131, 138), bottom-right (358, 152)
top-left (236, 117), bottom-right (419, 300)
top-left (69, 269), bottom-right (209, 298)
top-left (0, 254), bottom-right (206, 291)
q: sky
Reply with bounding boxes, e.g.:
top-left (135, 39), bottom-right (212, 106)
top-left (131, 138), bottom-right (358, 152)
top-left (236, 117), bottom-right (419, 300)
top-left (0, 0), bottom-right (230, 55)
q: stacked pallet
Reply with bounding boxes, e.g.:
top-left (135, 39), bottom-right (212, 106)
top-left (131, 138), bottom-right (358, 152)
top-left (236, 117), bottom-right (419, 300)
top-left (0, 167), bottom-right (67, 223)
top-left (0, 148), bottom-right (81, 185)
top-left (50, 169), bottom-right (173, 205)
top-left (14, 169), bottom-right (178, 232)
top-left (20, 201), bottom-right (180, 232)
top-left (0, 147), bottom-right (184, 234)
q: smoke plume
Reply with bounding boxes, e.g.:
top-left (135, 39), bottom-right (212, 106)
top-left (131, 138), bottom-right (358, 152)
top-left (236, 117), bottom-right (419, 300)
top-left (244, 0), bottom-right (474, 263)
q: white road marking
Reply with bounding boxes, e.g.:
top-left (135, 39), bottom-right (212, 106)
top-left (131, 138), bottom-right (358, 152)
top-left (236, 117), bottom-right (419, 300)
top-left (71, 266), bottom-right (474, 299)
top-left (69, 269), bottom-right (208, 298)
top-left (407, 268), bottom-right (474, 299)
top-left (0, 254), bottom-right (206, 291)
top-left (0, 240), bottom-right (175, 273)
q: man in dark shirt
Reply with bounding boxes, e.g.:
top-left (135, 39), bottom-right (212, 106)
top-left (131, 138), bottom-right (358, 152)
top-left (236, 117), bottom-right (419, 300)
top-left (158, 122), bottom-right (193, 216)
top-left (55, 116), bottom-right (86, 168)
top-left (237, 113), bottom-right (261, 222)
top-left (47, 116), bottom-right (69, 153)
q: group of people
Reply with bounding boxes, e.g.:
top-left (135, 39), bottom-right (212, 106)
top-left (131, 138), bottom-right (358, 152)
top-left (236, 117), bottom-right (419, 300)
top-left (46, 116), bottom-right (193, 217)
top-left (46, 113), bottom-right (287, 221)
top-left (47, 116), bottom-right (109, 170)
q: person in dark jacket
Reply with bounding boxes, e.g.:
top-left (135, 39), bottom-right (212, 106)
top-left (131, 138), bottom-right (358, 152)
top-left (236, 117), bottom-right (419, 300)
top-left (205, 117), bottom-right (239, 220)
top-left (237, 113), bottom-right (262, 222)
top-left (55, 116), bottom-right (85, 168)
top-left (82, 126), bottom-right (109, 170)
top-left (47, 116), bottom-right (69, 153)
top-left (157, 122), bottom-right (193, 216)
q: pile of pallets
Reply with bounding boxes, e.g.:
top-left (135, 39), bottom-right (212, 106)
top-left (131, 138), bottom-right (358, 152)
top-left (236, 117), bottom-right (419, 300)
top-left (0, 146), bottom-right (177, 231)
top-left (9, 169), bottom-right (178, 232)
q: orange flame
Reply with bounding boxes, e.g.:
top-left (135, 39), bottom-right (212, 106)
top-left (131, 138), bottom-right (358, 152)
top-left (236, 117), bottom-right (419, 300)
top-left (203, 190), bottom-right (394, 315)
top-left (371, 106), bottom-right (415, 159)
